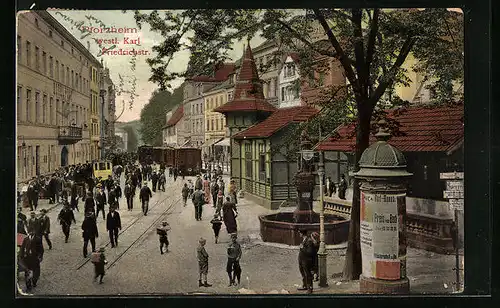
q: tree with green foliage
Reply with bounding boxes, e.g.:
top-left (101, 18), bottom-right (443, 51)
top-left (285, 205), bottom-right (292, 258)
top-left (123, 125), bottom-right (139, 152)
top-left (131, 8), bottom-right (463, 280)
top-left (139, 84), bottom-right (184, 146)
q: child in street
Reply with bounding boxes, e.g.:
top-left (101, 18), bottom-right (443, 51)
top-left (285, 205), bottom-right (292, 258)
top-left (157, 221), bottom-right (171, 254)
top-left (210, 214), bottom-right (223, 244)
top-left (196, 238), bottom-right (212, 287)
top-left (91, 247), bottom-right (108, 284)
top-left (181, 183), bottom-right (190, 206)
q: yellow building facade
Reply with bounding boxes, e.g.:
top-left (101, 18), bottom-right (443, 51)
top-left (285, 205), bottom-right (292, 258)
top-left (203, 86), bottom-right (230, 145)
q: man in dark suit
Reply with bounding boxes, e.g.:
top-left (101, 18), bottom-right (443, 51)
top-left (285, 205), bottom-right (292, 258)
top-left (106, 207), bottom-right (121, 248)
top-left (38, 209), bottom-right (52, 250)
top-left (19, 234), bottom-right (42, 290)
top-left (81, 212), bottom-right (98, 258)
top-left (27, 178), bottom-right (40, 211)
top-left (95, 185), bottom-right (107, 220)
top-left (297, 229), bottom-right (315, 294)
top-left (139, 182), bottom-right (153, 216)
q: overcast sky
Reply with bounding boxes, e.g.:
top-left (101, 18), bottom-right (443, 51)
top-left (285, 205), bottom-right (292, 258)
top-left (49, 10), bottom-right (265, 122)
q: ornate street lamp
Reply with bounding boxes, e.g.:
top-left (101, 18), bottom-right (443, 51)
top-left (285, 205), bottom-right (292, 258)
top-left (317, 149), bottom-right (328, 287)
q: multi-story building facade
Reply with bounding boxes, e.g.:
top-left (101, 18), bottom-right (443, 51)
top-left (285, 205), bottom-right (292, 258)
top-left (202, 77), bottom-right (234, 161)
top-left (278, 53), bottom-right (302, 108)
top-left (17, 11), bottom-right (101, 182)
top-left (235, 40), bottom-right (280, 107)
top-left (89, 62), bottom-right (101, 160)
top-left (100, 63), bottom-right (116, 153)
top-left (162, 105), bottom-right (185, 147)
top-left (183, 63), bottom-right (235, 148)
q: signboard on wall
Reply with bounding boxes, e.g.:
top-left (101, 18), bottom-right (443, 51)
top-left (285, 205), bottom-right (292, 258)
top-left (360, 192), bottom-right (405, 280)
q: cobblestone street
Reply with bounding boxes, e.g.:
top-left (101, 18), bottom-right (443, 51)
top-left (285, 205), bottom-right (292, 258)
top-left (17, 174), bottom-right (461, 296)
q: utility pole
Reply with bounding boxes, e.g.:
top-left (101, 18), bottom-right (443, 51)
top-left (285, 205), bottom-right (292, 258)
top-left (317, 126), bottom-right (328, 287)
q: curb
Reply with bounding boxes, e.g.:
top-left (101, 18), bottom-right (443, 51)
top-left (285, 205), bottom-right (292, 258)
top-left (252, 239), bottom-right (347, 251)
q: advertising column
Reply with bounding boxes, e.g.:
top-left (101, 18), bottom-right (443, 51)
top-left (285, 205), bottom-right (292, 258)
top-left (360, 191), bottom-right (408, 292)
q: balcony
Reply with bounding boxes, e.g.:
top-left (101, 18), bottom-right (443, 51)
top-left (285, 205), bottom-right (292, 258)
top-left (58, 125), bottom-right (83, 145)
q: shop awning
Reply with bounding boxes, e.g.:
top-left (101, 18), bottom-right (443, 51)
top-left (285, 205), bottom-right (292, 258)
top-left (214, 137), bottom-right (230, 147)
top-left (202, 138), bottom-right (223, 148)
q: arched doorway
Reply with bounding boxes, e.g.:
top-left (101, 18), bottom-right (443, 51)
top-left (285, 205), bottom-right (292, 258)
top-left (61, 146), bottom-right (69, 167)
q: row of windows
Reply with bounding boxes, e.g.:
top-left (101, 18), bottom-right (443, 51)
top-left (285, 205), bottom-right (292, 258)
top-left (17, 35), bottom-right (92, 95)
top-left (281, 85), bottom-right (300, 102)
top-left (206, 117), bottom-right (226, 132)
top-left (17, 85), bottom-right (89, 127)
top-left (17, 143), bottom-right (94, 180)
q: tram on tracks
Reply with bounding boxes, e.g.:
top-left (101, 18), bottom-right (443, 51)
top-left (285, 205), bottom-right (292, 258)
top-left (137, 146), bottom-right (201, 176)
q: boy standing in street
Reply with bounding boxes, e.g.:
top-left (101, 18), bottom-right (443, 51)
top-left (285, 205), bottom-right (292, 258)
top-left (91, 247), bottom-right (107, 284)
top-left (196, 238), bottom-right (212, 287)
top-left (157, 221), bottom-right (171, 254)
top-left (210, 214), bottom-right (223, 244)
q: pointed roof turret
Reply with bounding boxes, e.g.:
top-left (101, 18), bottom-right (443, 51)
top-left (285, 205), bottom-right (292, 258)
top-left (214, 43), bottom-right (276, 114)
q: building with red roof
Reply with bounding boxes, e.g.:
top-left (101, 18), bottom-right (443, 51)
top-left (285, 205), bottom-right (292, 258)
top-left (315, 103), bottom-right (464, 206)
top-left (162, 105), bottom-right (185, 148)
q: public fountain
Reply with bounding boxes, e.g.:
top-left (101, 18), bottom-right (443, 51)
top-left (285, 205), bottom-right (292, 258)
top-left (258, 131), bottom-right (350, 246)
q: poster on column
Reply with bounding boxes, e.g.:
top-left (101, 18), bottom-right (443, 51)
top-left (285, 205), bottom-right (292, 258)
top-left (360, 192), bottom-right (405, 280)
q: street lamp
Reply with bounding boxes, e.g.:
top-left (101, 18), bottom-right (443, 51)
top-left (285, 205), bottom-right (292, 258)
top-left (317, 149), bottom-right (328, 287)
top-left (299, 145), bottom-right (327, 287)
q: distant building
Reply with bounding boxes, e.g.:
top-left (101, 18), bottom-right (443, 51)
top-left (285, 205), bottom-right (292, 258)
top-left (277, 53), bottom-right (301, 108)
top-left (162, 105), bottom-right (184, 148)
top-left (114, 127), bottom-right (128, 151)
top-left (100, 61), bottom-right (116, 154)
top-left (182, 63), bottom-right (234, 148)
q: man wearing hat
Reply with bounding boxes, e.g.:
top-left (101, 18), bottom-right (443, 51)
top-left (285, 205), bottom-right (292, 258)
top-left (297, 229), bottom-right (315, 293)
top-left (39, 209), bottom-right (52, 250)
top-left (139, 181), bottom-right (152, 216)
top-left (57, 203), bottom-right (76, 243)
top-left (106, 207), bottom-right (121, 248)
top-left (156, 221), bottom-right (171, 254)
top-left (27, 178), bottom-right (40, 211)
top-left (226, 233), bottom-right (242, 286)
top-left (124, 180), bottom-right (135, 211)
top-left (81, 212), bottom-right (98, 258)
top-left (95, 185), bottom-right (107, 220)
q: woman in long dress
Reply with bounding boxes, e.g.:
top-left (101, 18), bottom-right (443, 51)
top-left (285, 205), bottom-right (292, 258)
top-left (222, 196), bottom-right (238, 234)
top-left (203, 176), bottom-right (211, 204)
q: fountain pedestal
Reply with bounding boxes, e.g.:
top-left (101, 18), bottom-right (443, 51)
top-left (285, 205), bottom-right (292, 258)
top-left (293, 172), bottom-right (315, 223)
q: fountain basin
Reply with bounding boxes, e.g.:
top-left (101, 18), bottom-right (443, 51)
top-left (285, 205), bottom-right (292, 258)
top-left (259, 212), bottom-right (349, 246)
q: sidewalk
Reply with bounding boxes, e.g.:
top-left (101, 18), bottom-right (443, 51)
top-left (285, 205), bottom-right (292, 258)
top-left (222, 186), bottom-right (462, 294)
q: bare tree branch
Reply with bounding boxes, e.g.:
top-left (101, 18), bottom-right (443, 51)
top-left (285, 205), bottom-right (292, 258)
top-left (273, 17), bottom-right (337, 59)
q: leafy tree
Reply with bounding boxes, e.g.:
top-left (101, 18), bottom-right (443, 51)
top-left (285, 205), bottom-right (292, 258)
top-left (139, 84), bottom-right (184, 146)
top-left (123, 125), bottom-right (139, 152)
top-left (131, 8), bottom-right (463, 280)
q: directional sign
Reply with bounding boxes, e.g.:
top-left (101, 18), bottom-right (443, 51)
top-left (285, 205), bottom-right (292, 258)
top-left (446, 180), bottom-right (464, 192)
top-left (444, 190), bottom-right (464, 199)
top-left (440, 172), bottom-right (464, 180)
top-left (449, 199), bottom-right (464, 211)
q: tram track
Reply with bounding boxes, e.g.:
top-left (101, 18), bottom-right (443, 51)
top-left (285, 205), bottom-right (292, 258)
top-left (74, 184), bottom-right (182, 271)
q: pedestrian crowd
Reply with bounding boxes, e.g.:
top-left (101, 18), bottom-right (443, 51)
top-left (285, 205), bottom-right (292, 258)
top-left (16, 159), bottom-right (165, 292)
top-left (18, 160), bottom-right (322, 294)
